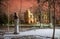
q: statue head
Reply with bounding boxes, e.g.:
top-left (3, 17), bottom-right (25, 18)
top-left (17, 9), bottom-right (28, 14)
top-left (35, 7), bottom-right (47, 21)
top-left (14, 12), bottom-right (18, 19)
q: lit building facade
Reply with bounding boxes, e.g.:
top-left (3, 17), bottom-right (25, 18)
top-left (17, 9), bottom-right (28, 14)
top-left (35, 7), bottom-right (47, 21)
top-left (24, 9), bottom-right (37, 24)
top-left (41, 12), bottom-right (50, 24)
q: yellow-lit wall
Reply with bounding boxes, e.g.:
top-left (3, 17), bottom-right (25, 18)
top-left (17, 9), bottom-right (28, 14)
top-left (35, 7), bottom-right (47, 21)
top-left (24, 9), bottom-right (37, 24)
top-left (41, 12), bottom-right (49, 24)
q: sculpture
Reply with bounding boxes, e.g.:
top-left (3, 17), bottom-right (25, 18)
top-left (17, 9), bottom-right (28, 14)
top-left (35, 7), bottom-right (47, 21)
top-left (14, 13), bottom-right (19, 34)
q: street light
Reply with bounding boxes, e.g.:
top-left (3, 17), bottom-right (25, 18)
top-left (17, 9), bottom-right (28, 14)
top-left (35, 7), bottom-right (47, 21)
top-left (52, 0), bottom-right (55, 39)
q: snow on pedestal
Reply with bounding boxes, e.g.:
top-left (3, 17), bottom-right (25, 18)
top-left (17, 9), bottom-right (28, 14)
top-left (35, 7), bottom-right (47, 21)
top-left (14, 18), bottom-right (19, 34)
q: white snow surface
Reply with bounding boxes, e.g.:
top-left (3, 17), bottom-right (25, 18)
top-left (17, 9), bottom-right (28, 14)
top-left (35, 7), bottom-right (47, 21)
top-left (20, 29), bottom-right (60, 37)
top-left (4, 29), bottom-right (60, 39)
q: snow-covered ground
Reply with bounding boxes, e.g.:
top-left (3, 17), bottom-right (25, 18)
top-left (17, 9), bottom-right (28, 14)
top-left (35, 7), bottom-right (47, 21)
top-left (20, 29), bottom-right (60, 39)
top-left (4, 29), bottom-right (60, 39)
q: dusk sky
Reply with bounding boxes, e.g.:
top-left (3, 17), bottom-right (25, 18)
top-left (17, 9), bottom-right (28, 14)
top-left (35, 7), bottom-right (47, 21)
top-left (0, 0), bottom-right (60, 19)
top-left (0, 0), bottom-right (37, 13)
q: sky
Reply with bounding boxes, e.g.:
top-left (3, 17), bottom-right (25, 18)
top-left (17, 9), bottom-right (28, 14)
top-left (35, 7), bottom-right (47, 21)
top-left (0, 0), bottom-right (37, 14)
top-left (0, 0), bottom-right (60, 19)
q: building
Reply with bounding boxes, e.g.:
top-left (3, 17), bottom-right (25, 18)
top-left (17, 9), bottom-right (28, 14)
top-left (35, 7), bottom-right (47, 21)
top-left (41, 12), bottom-right (50, 24)
top-left (24, 9), bottom-right (37, 24)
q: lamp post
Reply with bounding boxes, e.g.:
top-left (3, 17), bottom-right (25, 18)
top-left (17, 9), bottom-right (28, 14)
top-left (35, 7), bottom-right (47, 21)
top-left (52, 0), bottom-right (55, 39)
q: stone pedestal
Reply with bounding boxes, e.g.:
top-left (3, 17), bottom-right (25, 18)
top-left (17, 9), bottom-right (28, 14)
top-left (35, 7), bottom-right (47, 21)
top-left (14, 19), bottom-right (19, 34)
